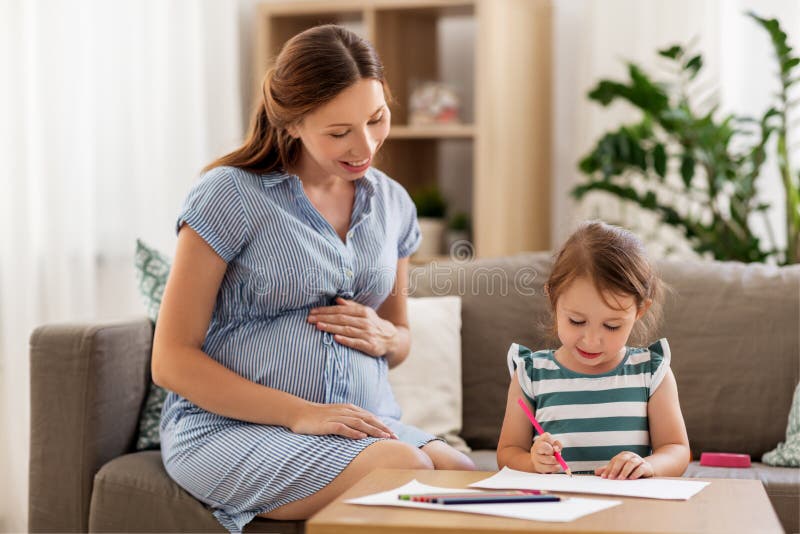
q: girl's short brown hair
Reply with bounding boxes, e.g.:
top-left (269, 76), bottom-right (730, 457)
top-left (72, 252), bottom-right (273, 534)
top-left (545, 221), bottom-right (664, 345)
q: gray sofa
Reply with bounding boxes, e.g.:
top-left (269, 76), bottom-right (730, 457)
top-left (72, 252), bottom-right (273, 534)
top-left (29, 252), bottom-right (799, 533)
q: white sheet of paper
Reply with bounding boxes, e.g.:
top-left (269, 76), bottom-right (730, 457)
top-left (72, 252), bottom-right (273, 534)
top-left (470, 467), bottom-right (709, 500)
top-left (345, 479), bottom-right (621, 522)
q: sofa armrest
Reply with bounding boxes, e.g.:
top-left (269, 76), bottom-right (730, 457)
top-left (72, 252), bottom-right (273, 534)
top-left (29, 317), bottom-right (154, 533)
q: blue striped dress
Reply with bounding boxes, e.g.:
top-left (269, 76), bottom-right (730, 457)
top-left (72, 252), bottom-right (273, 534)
top-left (159, 166), bottom-right (436, 532)
top-left (508, 339), bottom-right (671, 474)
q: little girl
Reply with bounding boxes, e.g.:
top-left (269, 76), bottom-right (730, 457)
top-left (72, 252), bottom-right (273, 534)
top-left (497, 221), bottom-right (690, 479)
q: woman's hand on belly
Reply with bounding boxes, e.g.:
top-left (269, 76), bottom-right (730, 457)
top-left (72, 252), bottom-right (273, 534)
top-left (290, 402), bottom-right (399, 440)
top-left (307, 297), bottom-right (397, 357)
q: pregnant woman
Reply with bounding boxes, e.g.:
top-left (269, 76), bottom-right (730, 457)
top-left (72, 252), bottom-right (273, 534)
top-left (152, 24), bottom-right (474, 533)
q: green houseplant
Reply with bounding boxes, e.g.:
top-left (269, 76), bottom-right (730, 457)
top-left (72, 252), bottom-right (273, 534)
top-left (444, 211), bottom-right (472, 255)
top-left (411, 185), bottom-right (447, 219)
top-left (411, 185), bottom-right (447, 257)
top-left (572, 12), bottom-right (799, 265)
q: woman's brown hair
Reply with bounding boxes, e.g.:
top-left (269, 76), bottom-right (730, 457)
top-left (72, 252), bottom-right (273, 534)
top-left (545, 221), bottom-right (665, 345)
top-left (204, 24), bottom-right (390, 174)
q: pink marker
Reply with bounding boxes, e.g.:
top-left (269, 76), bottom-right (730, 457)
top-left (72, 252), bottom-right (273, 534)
top-left (517, 398), bottom-right (573, 477)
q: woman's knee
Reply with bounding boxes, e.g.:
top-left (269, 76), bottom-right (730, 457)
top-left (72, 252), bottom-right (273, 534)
top-left (421, 441), bottom-right (477, 470)
top-left (259, 440), bottom-right (433, 521)
top-left (436, 452), bottom-right (477, 471)
top-left (359, 439), bottom-right (434, 470)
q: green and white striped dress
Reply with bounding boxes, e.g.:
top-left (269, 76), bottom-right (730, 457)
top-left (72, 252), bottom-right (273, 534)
top-left (508, 339), bottom-right (671, 474)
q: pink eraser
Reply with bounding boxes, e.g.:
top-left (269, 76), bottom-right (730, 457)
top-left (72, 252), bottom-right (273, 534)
top-left (699, 452), bottom-right (751, 468)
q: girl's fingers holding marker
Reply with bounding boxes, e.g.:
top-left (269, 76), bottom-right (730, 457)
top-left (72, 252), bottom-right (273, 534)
top-left (531, 432), bottom-right (568, 473)
top-left (533, 438), bottom-right (554, 456)
top-left (530, 450), bottom-right (560, 472)
top-left (535, 450), bottom-right (557, 465)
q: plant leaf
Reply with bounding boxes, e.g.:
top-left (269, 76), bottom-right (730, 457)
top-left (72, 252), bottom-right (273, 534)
top-left (680, 153), bottom-right (695, 188)
top-left (628, 64), bottom-right (670, 112)
top-left (783, 57), bottom-right (800, 74)
top-left (652, 143), bottom-right (667, 179)
top-left (658, 45), bottom-right (683, 60)
top-left (588, 81), bottom-right (629, 106)
top-left (685, 55), bottom-right (703, 79)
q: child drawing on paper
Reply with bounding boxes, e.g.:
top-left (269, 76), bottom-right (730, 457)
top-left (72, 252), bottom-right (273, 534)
top-left (497, 221), bottom-right (690, 479)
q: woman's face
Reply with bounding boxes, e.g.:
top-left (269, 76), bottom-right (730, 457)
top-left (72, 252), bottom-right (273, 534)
top-left (289, 78), bottom-right (390, 182)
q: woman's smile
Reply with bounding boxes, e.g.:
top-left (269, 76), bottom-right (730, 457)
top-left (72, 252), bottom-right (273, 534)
top-left (338, 156), bottom-right (371, 174)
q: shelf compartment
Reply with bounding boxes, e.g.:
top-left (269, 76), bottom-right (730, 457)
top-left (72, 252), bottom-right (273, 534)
top-left (375, 138), bottom-right (439, 193)
top-left (389, 124), bottom-right (474, 139)
top-left (372, 4), bottom-right (474, 125)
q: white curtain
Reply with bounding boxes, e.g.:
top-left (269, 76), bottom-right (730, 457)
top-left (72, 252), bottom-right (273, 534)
top-left (552, 0), bottom-right (800, 257)
top-left (0, 1), bottom-right (244, 530)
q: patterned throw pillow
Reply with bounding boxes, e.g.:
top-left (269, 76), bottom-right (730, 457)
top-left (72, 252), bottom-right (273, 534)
top-left (134, 239), bottom-right (171, 450)
top-left (762, 382), bottom-right (800, 467)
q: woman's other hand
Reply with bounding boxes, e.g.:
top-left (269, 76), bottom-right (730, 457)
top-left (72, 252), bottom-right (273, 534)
top-left (307, 297), bottom-right (398, 357)
top-left (290, 402), bottom-right (398, 440)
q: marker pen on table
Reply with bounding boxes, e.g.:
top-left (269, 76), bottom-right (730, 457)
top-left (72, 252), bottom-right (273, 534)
top-left (436, 494), bottom-right (561, 505)
top-left (399, 490), bottom-right (544, 502)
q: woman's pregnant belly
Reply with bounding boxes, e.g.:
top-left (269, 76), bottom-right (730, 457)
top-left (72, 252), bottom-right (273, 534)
top-left (205, 309), bottom-right (390, 414)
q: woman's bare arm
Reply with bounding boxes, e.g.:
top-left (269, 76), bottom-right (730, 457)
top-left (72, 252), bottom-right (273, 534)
top-left (151, 225), bottom-right (307, 426)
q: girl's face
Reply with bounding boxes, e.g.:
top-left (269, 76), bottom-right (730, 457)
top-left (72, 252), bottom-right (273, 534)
top-left (289, 78), bottom-right (390, 183)
top-left (554, 276), bottom-right (644, 374)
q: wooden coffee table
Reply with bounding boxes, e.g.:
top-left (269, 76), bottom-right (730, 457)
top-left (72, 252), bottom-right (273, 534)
top-left (306, 469), bottom-right (783, 534)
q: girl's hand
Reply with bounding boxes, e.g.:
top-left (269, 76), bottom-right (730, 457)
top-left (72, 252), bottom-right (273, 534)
top-left (595, 451), bottom-right (655, 479)
top-left (290, 402), bottom-right (398, 440)
top-left (307, 297), bottom-right (398, 357)
top-left (530, 432), bottom-right (565, 474)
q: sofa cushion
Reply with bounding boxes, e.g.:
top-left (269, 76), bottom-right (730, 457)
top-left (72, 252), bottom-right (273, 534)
top-left (466, 449), bottom-right (500, 472)
top-left (90, 451), bottom-right (303, 533)
top-left (763, 382), bottom-right (800, 467)
top-left (659, 260), bottom-right (800, 458)
top-left (389, 296), bottom-right (468, 450)
top-left (684, 461), bottom-right (799, 534)
top-left (133, 239), bottom-right (171, 450)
